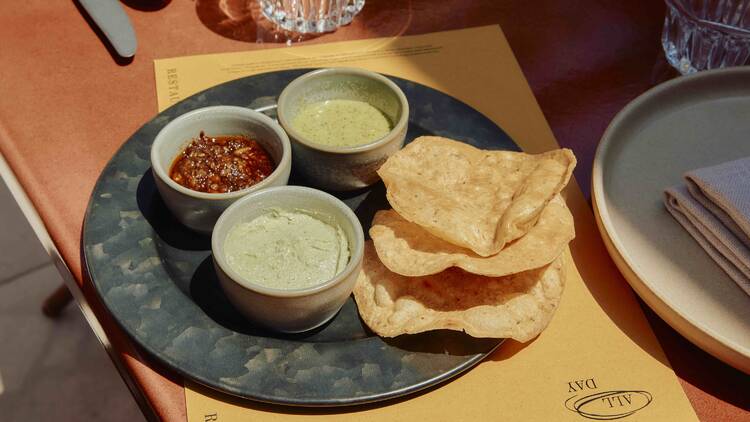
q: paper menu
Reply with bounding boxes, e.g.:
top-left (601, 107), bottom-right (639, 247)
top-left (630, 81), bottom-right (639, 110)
top-left (154, 25), bottom-right (698, 421)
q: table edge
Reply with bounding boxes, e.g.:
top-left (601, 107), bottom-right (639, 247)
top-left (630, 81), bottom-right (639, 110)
top-left (0, 150), bottom-right (160, 422)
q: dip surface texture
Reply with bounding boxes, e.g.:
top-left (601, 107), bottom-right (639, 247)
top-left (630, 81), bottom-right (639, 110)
top-left (224, 209), bottom-right (350, 290)
top-left (292, 99), bottom-right (392, 147)
top-left (170, 132), bottom-right (275, 193)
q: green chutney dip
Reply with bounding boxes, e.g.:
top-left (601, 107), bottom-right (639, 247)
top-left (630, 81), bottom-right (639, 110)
top-left (292, 99), bottom-right (392, 147)
top-left (224, 209), bottom-right (350, 290)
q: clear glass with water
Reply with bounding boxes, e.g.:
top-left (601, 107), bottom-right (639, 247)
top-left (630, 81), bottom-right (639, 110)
top-left (260, 0), bottom-right (365, 34)
top-left (662, 0), bottom-right (750, 74)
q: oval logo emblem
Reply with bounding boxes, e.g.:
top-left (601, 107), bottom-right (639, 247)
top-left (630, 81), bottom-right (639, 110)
top-left (565, 390), bottom-right (652, 420)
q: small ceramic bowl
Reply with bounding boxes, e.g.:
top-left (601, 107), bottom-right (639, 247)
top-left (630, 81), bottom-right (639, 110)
top-left (211, 186), bottom-right (364, 333)
top-left (277, 67), bottom-right (409, 191)
top-left (150, 106), bottom-right (291, 234)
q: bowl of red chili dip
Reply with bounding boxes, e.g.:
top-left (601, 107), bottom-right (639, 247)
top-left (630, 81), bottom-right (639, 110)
top-left (151, 106), bottom-right (291, 233)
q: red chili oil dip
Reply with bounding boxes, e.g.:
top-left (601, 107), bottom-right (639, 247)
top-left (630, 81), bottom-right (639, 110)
top-left (169, 132), bottom-right (275, 193)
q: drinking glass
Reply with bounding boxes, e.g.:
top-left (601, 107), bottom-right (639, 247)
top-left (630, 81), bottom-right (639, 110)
top-left (260, 0), bottom-right (365, 34)
top-left (662, 0), bottom-right (750, 74)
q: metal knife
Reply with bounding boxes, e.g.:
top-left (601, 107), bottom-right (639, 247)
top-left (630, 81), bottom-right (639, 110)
top-left (78, 0), bottom-right (137, 58)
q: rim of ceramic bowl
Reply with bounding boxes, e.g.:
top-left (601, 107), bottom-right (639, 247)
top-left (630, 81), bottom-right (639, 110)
top-left (150, 106), bottom-right (292, 201)
top-left (211, 185), bottom-right (365, 298)
top-left (665, 0), bottom-right (750, 37)
top-left (277, 67), bottom-right (410, 155)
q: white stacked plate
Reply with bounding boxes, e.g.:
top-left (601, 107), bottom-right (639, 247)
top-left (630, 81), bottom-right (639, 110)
top-left (592, 67), bottom-right (750, 374)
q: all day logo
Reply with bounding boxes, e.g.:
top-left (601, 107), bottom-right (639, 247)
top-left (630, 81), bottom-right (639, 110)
top-left (565, 378), bottom-right (653, 420)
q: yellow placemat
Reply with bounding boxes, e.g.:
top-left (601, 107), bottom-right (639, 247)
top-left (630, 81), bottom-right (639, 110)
top-left (154, 26), bottom-right (698, 422)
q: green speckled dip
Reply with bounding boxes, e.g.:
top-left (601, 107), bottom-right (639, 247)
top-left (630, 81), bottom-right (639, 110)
top-left (277, 68), bottom-right (409, 191)
top-left (292, 99), bottom-right (393, 147)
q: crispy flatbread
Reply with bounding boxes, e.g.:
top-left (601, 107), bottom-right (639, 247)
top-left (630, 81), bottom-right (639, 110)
top-left (377, 136), bottom-right (576, 256)
top-left (370, 195), bottom-right (574, 277)
top-left (353, 242), bottom-right (565, 342)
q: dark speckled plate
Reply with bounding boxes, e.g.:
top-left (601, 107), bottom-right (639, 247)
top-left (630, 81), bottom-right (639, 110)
top-left (83, 69), bottom-right (520, 406)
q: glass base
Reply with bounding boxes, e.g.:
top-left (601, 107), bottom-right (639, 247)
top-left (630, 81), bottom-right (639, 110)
top-left (260, 0), bottom-right (365, 34)
top-left (663, 40), bottom-right (699, 75)
top-left (661, 0), bottom-right (750, 75)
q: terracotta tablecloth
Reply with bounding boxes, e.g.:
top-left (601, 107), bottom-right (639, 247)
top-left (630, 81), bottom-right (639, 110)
top-left (0, 0), bottom-right (747, 420)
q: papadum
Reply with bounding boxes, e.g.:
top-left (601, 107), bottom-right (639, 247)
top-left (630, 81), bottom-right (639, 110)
top-left (370, 195), bottom-right (574, 277)
top-left (353, 242), bottom-right (566, 342)
top-left (377, 136), bottom-right (576, 256)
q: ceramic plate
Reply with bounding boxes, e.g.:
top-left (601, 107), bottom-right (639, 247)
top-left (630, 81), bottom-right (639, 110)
top-left (83, 69), bottom-right (518, 406)
top-left (592, 67), bottom-right (750, 374)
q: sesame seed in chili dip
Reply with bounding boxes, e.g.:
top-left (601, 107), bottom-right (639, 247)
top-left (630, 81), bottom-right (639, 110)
top-left (169, 132), bottom-right (275, 194)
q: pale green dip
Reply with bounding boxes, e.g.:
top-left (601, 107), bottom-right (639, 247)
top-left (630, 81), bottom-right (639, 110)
top-left (224, 209), bottom-right (350, 290)
top-left (292, 99), bottom-right (392, 147)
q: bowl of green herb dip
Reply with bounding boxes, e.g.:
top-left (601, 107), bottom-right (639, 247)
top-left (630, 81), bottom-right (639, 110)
top-left (277, 67), bottom-right (409, 191)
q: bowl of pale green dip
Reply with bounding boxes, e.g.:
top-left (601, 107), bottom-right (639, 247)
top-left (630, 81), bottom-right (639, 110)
top-left (277, 67), bottom-right (409, 191)
top-left (211, 185), bottom-right (364, 333)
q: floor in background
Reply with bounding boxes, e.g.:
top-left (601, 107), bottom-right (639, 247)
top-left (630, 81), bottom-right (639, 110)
top-left (0, 179), bottom-right (143, 421)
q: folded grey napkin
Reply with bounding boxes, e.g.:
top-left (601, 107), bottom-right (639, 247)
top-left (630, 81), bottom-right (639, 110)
top-left (664, 157), bottom-right (750, 296)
